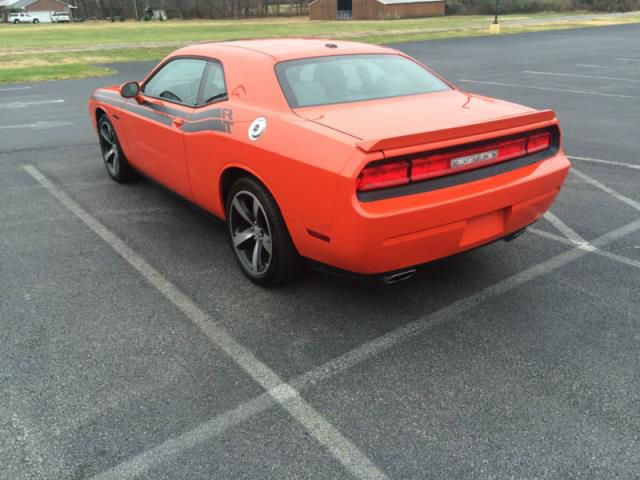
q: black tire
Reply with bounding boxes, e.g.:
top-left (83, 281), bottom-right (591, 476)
top-left (226, 177), bottom-right (303, 286)
top-left (97, 114), bottom-right (138, 183)
top-left (14, 19), bottom-right (19, 24)
top-left (33, 18), bottom-right (39, 23)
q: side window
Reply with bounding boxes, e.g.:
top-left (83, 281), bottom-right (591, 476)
top-left (199, 62), bottom-right (227, 104)
top-left (143, 58), bottom-right (207, 107)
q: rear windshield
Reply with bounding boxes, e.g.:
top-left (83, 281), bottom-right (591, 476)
top-left (275, 54), bottom-right (450, 108)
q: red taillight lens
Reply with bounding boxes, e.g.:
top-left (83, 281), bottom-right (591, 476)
top-left (497, 138), bottom-right (528, 161)
top-left (411, 153), bottom-right (451, 181)
top-left (357, 130), bottom-right (553, 192)
top-left (356, 160), bottom-right (410, 192)
top-left (527, 132), bottom-right (552, 154)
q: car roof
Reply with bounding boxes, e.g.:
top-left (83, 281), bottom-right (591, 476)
top-left (174, 38), bottom-right (397, 63)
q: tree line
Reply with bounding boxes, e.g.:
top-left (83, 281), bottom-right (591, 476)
top-left (72, 0), bottom-right (308, 20)
top-left (72, 0), bottom-right (640, 20)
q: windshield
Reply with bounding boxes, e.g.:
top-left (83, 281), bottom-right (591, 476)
top-left (275, 54), bottom-right (450, 108)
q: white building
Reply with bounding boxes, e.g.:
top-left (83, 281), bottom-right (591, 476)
top-left (1, 0), bottom-right (72, 23)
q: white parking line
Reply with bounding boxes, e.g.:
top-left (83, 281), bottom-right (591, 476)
top-left (523, 70), bottom-right (640, 83)
top-left (530, 228), bottom-right (640, 271)
top-left (0, 86), bottom-right (32, 92)
top-left (529, 227), bottom-right (576, 245)
top-left (93, 393), bottom-right (277, 480)
top-left (568, 156), bottom-right (640, 171)
top-left (574, 64), bottom-right (605, 69)
top-left (0, 99), bottom-right (65, 109)
top-left (543, 211), bottom-right (593, 249)
top-left (618, 58), bottom-right (640, 62)
top-left (571, 168), bottom-right (640, 212)
top-left (586, 247), bottom-right (640, 270)
top-left (585, 244), bottom-right (640, 269)
top-left (0, 121), bottom-right (74, 130)
top-left (23, 165), bottom-right (389, 480)
top-left (458, 79), bottom-right (640, 100)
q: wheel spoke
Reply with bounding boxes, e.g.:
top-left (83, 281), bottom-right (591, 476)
top-left (233, 228), bottom-right (254, 247)
top-left (232, 198), bottom-right (253, 224)
top-left (100, 127), bottom-right (112, 144)
top-left (261, 233), bottom-right (272, 255)
top-left (105, 146), bottom-right (116, 163)
top-left (251, 240), bottom-right (263, 273)
top-left (252, 196), bottom-right (260, 223)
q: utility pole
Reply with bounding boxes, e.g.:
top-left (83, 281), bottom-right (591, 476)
top-left (132, 0), bottom-right (139, 20)
top-left (493, 0), bottom-right (499, 24)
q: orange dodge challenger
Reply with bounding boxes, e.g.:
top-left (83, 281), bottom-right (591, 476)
top-left (88, 39), bottom-right (570, 286)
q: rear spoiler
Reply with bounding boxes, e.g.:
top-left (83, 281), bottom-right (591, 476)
top-left (356, 110), bottom-right (557, 153)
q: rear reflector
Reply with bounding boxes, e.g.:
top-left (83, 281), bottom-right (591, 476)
top-left (357, 130), bottom-right (554, 192)
top-left (307, 229), bottom-right (331, 243)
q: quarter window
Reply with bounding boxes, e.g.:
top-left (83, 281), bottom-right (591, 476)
top-left (200, 62), bottom-right (227, 104)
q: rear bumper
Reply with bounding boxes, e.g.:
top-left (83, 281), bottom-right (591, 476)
top-left (289, 151), bottom-right (571, 275)
top-left (306, 225), bottom-right (530, 283)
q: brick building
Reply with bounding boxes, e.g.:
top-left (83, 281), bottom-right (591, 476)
top-left (309, 0), bottom-right (444, 20)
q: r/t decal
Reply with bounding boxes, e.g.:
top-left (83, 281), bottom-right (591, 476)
top-left (185, 108), bottom-right (234, 133)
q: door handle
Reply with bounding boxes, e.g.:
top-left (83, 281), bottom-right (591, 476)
top-left (172, 118), bottom-right (185, 128)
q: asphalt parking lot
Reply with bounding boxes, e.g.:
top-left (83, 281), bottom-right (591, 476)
top-left (1, 24), bottom-right (639, 480)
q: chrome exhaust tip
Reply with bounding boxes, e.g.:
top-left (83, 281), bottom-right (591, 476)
top-left (380, 269), bottom-right (417, 284)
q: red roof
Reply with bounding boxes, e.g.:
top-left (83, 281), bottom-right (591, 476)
top-left (176, 38), bottom-right (396, 62)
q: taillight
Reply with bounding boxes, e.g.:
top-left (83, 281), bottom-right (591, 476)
top-left (356, 160), bottom-right (410, 192)
top-left (357, 129), bottom-right (554, 192)
top-left (527, 132), bottom-right (552, 153)
top-left (497, 138), bottom-right (528, 162)
top-left (411, 153), bottom-right (452, 182)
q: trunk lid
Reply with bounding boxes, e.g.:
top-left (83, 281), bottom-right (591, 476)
top-left (294, 90), bottom-right (556, 153)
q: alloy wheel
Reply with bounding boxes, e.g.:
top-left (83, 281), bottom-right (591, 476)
top-left (229, 190), bottom-right (273, 276)
top-left (99, 120), bottom-right (120, 177)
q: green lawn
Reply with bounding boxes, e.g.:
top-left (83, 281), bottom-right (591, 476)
top-left (0, 63), bottom-right (115, 83)
top-left (1, 12), bottom-right (639, 83)
top-left (0, 15), bottom-right (527, 50)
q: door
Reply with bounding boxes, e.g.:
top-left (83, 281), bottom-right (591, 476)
top-left (182, 60), bottom-right (235, 216)
top-left (121, 57), bottom-right (208, 200)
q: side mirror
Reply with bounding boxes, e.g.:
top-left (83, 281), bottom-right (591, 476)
top-left (120, 81), bottom-right (140, 99)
